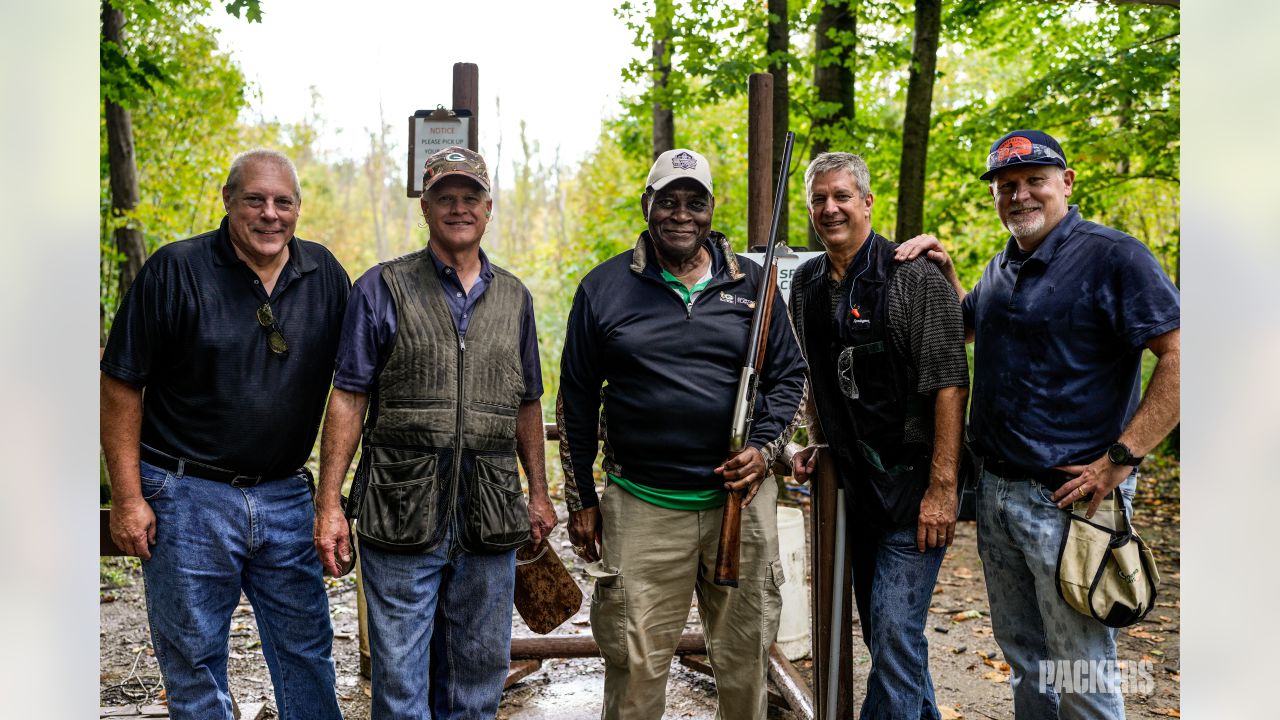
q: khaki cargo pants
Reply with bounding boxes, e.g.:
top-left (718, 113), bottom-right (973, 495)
top-left (589, 478), bottom-right (784, 720)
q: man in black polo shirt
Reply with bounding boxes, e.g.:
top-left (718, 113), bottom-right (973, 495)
top-left (897, 129), bottom-right (1180, 719)
top-left (101, 149), bottom-right (348, 720)
top-left (790, 151), bottom-right (969, 719)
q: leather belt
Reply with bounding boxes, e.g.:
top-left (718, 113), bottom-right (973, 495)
top-left (140, 445), bottom-right (274, 488)
top-left (981, 456), bottom-right (1072, 492)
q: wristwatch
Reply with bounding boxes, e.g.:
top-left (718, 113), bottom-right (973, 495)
top-left (1106, 442), bottom-right (1144, 467)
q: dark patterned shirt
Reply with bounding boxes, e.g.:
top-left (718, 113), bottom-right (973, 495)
top-left (827, 251), bottom-right (969, 442)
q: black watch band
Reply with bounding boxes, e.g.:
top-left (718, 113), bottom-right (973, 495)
top-left (1106, 442), bottom-right (1144, 467)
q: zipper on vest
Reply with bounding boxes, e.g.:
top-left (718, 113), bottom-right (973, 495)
top-left (450, 333), bottom-right (466, 514)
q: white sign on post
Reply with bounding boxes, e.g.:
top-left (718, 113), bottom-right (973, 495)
top-left (407, 109), bottom-right (472, 197)
top-left (743, 247), bottom-right (824, 304)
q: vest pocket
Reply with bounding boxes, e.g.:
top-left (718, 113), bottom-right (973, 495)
top-left (461, 453), bottom-right (531, 553)
top-left (357, 451), bottom-right (442, 552)
top-left (857, 440), bottom-right (932, 526)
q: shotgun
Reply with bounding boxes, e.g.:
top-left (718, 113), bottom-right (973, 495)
top-left (714, 130), bottom-right (795, 587)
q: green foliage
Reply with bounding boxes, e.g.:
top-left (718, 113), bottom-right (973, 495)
top-left (223, 0), bottom-right (263, 22)
top-left (100, 1), bottom-right (252, 333)
top-left (100, 556), bottom-right (141, 589)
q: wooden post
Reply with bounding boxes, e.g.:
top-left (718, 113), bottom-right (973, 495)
top-left (810, 445), bottom-right (854, 719)
top-left (452, 62), bottom-right (479, 151)
top-left (356, 549), bottom-right (371, 679)
top-left (748, 73), bottom-right (774, 252)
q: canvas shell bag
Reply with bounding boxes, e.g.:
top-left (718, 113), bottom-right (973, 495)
top-left (1056, 489), bottom-right (1160, 628)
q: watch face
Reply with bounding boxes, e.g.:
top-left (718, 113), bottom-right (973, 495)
top-left (1108, 444), bottom-right (1129, 464)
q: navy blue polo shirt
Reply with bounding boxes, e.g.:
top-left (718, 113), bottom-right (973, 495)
top-left (101, 217), bottom-right (351, 477)
top-left (962, 206), bottom-right (1179, 470)
top-left (333, 245), bottom-right (542, 400)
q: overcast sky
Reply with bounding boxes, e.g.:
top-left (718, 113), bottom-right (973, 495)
top-left (207, 0), bottom-right (641, 179)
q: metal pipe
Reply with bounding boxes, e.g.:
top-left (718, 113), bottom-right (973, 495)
top-left (824, 487), bottom-right (847, 719)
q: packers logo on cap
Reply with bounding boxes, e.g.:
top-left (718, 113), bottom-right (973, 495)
top-left (445, 152), bottom-right (467, 162)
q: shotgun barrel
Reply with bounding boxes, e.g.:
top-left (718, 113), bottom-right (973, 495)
top-left (714, 131), bottom-right (795, 587)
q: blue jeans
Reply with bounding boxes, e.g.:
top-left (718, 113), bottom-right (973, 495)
top-left (138, 459), bottom-right (340, 720)
top-left (976, 469), bottom-right (1136, 720)
top-left (850, 523), bottom-right (946, 720)
top-left (360, 530), bottom-right (516, 720)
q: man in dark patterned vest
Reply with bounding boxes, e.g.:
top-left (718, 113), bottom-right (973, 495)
top-left (313, 146), bottom-right (557, 720)
top-left (790, 152), bottom-right (969, 719)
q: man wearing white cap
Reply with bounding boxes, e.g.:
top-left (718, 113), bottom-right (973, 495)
top-left (557, 148), bottom-right (808, 719)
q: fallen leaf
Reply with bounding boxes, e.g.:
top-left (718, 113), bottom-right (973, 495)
top-left (952, 567), bottom-right (973, 579)
top-left (982, 658), bottom-right (1011, 672)
top-left (1150, 709), bottom-right (1180, 717)
top-left (939, 705), bottom-right (963, 720)
top-left (982, 671), bottom-right (1009, 683)
top-left (952, 610), bottom-right (982, 623)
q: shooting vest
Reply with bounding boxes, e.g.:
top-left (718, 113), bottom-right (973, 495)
top-left (355, 249), bottom-right (531, 554)
top-left (791, 233), bottom-right (934, 527)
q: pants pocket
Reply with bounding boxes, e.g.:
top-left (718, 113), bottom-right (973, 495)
top-left (358, 451), bottom-right (441, 551)
top-left (590, 577), bottom-right (628, 667)
top-left (761, 560), bottom-right (785, 650)
top-left (462, 453), bottom-right (531, 553)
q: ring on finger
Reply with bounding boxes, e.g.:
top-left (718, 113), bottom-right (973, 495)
top-left (1076, 486), bottom-right (1086, 498)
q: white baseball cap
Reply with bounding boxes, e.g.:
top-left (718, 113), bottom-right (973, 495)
top-left (646, 148), bottom-right (713, 195)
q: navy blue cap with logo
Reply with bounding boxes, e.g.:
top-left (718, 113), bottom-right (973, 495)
top-left (980, 129), bottom-right (1067, 181)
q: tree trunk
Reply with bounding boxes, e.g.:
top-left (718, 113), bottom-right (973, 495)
top-left (652, 0), bottom-right (675, 160)
top-left (811, 0), bottom-right (856, 249)
top-left (895, 0), bottom-right (941, 243)
top-left (767, 0), bottom-right (789, 245)
top-left (102, 2), bottom-right (148, 303)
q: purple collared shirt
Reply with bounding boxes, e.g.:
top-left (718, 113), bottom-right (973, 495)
top-left (333, 246), bottom-right (542, 400)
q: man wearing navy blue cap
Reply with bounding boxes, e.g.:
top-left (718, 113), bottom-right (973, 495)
top-left (898, 129), bottom-right (1180, 718)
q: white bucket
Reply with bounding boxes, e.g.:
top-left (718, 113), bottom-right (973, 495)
top-left (775, 505), bottom-right (810, 660)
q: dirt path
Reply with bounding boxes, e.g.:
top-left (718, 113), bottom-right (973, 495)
top-left (100, 461), bottom-right (1179, 719)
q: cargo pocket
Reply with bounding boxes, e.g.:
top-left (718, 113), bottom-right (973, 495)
top-left (462, 454), bottom-right (531, 553)
top-left (761, 560), bottom-right (786, 650)
top-left (357, 451), bottom-right (441, 552)
top-left (589, 569), bottom-right (628, 667)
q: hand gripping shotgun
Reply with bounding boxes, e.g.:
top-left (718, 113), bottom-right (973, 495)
top-left (714, 130), bottom-right (795, 587)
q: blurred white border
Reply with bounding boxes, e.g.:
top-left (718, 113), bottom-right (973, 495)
top-left (0, 0), bottom-right (100, 714)
top-left (0, 0), bottom-right (1265, 715)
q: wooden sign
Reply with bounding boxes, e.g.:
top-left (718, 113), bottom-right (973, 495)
top-left (407, 106), bottom-right (473, 197)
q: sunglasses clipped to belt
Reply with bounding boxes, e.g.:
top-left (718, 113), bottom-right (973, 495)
top-left (140, 445), bottom-right (287, 488)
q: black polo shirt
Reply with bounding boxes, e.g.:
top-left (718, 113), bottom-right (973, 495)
top-left (101, 217), bottom-right (350, 478)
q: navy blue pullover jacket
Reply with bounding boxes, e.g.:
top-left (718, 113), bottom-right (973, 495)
top-left (557, 231), bottom-right (808, 512)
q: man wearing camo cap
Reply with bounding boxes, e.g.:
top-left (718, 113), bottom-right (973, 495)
top-left (315, 146), bottom-right (557, 719)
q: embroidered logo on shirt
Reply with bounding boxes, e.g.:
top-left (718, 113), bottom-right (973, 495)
top-left (719, 291), bottom-right (755, 308)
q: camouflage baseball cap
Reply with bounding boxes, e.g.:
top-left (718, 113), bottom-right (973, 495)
top-left (422, 146), bottom-right (490, 193)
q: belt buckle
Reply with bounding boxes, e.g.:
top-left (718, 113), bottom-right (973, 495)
top-left (230, 474), bottom-right (261, 488)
